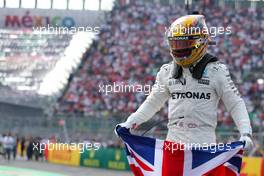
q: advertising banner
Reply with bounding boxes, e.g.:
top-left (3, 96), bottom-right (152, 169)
top-left (47, 144), bottom-right (81, 166)
top-left (80, 148), bottom-right (130, 170)
top-left (0, 8), bottom-right (103, 29)
top-left (80, 148), bottom-right (106, 168)
top-left (241, 157), bottom-right (264, 176)
top-left (105, 148), bottom-right (130, 170)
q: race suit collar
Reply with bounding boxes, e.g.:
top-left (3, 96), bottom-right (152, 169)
top-left (172, 53), bottom-right (218, 80)
top-left (182, 67), bottom-right (192, 76)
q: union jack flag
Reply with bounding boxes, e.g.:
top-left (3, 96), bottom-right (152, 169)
top-left (116, 127), bottom-right (244, 176)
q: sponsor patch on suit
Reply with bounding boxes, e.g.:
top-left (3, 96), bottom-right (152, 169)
top-left (198, 79), bottom-right (210, 85)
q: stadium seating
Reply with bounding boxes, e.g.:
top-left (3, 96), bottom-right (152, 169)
top-left (0, 29), bottom-right (73, 95)
top-left (57, 1), bottom-right (264, 131)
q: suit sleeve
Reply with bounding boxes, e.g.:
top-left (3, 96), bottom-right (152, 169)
top-left (125, 66), bottom-right (170, 126)
top-left (214, 63), bottom-right (252, 135)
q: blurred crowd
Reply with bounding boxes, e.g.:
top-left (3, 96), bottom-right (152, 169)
top-left (0, 131), bottom-right (126, 160)
top-left (57, 0), bottom-right (264, 131)
top-left (0, 132), bottom-right (44, 161)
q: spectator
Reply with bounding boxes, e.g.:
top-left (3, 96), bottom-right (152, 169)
top-left (20, 136), bottom-right (26, 157)
top-left (13, 135), bottom-right (18, 160)
top-left (26, 137), bottom-right (34, 160)
top-left (3, 132), bottom-right (14, 161)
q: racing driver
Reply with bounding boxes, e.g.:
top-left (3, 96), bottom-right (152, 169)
top-left (117, 15), bottom-right (253, 151)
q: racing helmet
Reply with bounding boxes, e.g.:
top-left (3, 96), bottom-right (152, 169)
top-left (167, 15), bottom-right (210, 67)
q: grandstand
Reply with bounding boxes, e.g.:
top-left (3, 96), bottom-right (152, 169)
top-left (57, 0), bottom-right (263, 130)
top-left (0, 0), bottom-right (107, 137)
top-left (0, 29), bottom-right (72, 105)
